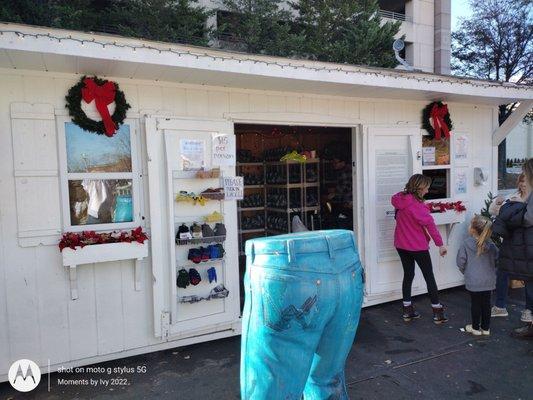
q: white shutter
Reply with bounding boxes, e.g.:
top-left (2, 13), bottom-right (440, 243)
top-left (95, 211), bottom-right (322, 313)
top-left (10, 103), bottom-right (61, 247)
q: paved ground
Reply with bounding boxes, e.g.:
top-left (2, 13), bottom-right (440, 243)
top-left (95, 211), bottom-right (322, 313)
top-left (1, 287), bottom-right (532, 400)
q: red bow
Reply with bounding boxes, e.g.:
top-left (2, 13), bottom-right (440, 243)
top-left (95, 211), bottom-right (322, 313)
top-left (81, 78), bottom-right (117, 136)
top-left (430, 103), bottom-right (451, 140)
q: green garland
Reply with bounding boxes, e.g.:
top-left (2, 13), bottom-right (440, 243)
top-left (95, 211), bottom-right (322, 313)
top-left (422, 101), bottom-right (453, 139)
top-left (65, 76), bottom-right (130, 135)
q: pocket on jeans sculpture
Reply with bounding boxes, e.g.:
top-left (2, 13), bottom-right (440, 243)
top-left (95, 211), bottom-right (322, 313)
top-left (261, 274), bottom-right (319, 331)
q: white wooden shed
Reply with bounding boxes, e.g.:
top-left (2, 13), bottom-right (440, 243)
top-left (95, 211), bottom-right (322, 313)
top-left (0, 23), bottom-right (531, 380)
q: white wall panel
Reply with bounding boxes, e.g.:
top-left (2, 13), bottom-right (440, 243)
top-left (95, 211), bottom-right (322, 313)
top-left (207, 90), bottom-right (230, 118)
top-left (162, 86), bottom-right (187, 115)
top-left (94, 262), bottom-right (125, 355)
top-left (35, 245), bottom-right (70, 365)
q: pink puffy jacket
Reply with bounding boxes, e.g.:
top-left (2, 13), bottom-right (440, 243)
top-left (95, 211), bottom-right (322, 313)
top-left (391, 192), bottom-right (443, 251)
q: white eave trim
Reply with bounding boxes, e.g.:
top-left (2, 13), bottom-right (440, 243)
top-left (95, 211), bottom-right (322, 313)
top-left (1, 23), bottom-right (532, 104)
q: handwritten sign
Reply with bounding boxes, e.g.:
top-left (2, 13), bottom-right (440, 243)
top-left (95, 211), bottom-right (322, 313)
top-left (212, 135), bottom-right (236, 166)
top-left (223, 176), bottom-right (244, 200)
top-left (180, 139), bottom-right (205, 171)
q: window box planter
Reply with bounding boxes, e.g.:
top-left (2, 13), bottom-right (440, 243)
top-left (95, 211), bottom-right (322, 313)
top-left (62, 241), bottom-right (148, 300)
top-left (431, 210), bottom-right (466, 226)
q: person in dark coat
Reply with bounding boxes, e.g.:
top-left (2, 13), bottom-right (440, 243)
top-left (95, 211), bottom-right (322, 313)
top-left (493, 158), bottom-right (533, 339)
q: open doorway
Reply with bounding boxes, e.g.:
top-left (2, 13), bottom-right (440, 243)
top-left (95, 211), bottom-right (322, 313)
top-left (235, 123), bottom-right (353, 305)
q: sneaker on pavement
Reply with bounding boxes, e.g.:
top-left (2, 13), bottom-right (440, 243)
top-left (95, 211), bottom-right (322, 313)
top-left (520, 309), bottom-right (532, 323)
top-left (432, 305), bottom-right (449, 324)
top-left (481, 329), bottom-right (490, 336)
top-left (491, 306), bottom-right (508, 317)
top-left (511, 323), bottom-right (533, 340)
top-left (402, 305), bottom-right (421, 322)
top-left (465, 324), bottom-right (482, 336)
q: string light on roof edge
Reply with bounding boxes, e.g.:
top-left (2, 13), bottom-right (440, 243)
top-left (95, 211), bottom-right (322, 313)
top-left (0, 29), bottom-right (526, 90)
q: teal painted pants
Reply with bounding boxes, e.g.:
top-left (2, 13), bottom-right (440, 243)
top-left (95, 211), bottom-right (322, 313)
top-left (241, 230), bottom-right (364, 399)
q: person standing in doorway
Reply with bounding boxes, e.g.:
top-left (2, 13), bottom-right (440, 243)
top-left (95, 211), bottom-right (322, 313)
top-left (392, 174), bottom-right (448, 324)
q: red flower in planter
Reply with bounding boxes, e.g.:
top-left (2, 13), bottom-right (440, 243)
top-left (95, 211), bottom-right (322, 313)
top-left (59, 227), bottom-right (148, 251)
top-left (426, 201), bottom-right (466, 214)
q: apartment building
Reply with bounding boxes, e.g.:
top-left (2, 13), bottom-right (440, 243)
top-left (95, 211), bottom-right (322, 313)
top-left (198, 0), bottom-right (451, 74)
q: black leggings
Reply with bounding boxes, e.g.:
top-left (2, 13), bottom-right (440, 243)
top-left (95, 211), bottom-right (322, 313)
top-left (397, 248), bottom-right (440, 305)
top-left (470, 290), bottom-right (491, 331)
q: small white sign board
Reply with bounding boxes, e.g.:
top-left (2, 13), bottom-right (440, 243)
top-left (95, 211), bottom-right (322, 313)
top-left (223, 176), bottom-right (244, 200)
top-left (212, 134), bottom-right (236, 166)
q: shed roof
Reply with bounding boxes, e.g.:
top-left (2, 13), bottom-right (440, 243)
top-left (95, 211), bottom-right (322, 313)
top-left (0, 23), bottom-right (532, 106)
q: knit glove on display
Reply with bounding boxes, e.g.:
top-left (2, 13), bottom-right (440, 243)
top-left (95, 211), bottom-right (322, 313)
top-left (189, 268), bottom-right (202, 285)
top-left (177, 269), bottom-right (190, 288)
top-left (207, 267), bottom-right (217, 283)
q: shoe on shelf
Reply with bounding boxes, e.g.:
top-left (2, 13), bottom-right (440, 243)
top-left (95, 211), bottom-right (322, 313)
top-left (214, 223), bottom-right (226, 237)
top-left (510, 323), bottom-right (533, 339)
top-left (432, 305), bottom-right (449, 324)
top-left (402, 304), bottom-right (420, 322)
top-left (465, 324), bottom-right (482, 336)
top-left (491, 306), bottom-right (508, 318)
top-left (201, 223), bottom-right (214, 238)
top-left (190, 223), bottom-right (202, 239)
top-left (520, 309), bottom-right (532, 323)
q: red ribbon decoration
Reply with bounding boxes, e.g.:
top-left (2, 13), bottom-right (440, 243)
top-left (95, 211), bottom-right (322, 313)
top-left (81, 78), bottom-right (117, 136)
top-left (430, 103), bottom-right (451, 140)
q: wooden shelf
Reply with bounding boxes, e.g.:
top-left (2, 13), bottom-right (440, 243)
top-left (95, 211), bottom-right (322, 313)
top-left (239, 228), bottom-right (266, 234)
top-left (243, 185), bottom-right (264, 189)
top-left (237, 162), bottom-right (264, 166)
top-left (266, 183), bottom-right (319, 189)
top-left (265, 158), bottom-right (320, 165)
top-left (238, 207), bottom-right (265, 212)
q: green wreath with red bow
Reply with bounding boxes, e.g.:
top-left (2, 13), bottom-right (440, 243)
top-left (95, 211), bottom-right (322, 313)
top-left (66, 76), bottom-right (130, 137)
top-left (422, 101), bottom-right (453, 140)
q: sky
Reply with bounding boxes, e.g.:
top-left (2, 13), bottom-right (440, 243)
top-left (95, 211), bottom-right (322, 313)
top-left (451, 0), bottom-right (473, 32)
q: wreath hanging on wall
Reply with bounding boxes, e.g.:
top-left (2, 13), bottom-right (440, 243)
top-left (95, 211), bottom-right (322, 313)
top-left (66, 75), bottom-right (130, 137)
top-left (422, 101), bottom-right (453, 140)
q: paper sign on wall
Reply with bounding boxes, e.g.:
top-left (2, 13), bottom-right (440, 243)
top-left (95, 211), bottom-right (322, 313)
top-left (180, 139), bottom-right (205, 170)
top-left (422, 147), bottom-right (436, 166)
top-left (455, 135), bottom-right (469, 161)
top-left (455, 169), bottom-right (467, 194)
top-left (223, 176), bottom-right (244, 200)
top-left (212, 134), bottom-right (236, 166)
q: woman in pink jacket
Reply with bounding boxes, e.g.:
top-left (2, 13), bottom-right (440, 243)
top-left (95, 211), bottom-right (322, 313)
top-left (392, 174), bottom-right (448, 324)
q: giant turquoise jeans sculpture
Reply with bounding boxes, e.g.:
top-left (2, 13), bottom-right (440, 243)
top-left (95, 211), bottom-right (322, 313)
top-left (241, 230), bottom-right (364, 399)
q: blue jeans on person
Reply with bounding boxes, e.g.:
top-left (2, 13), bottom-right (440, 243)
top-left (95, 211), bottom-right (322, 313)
top-left (241, 230), bottom-right (364, 400)
top-left (494, 268), bottom-right (509, 308)
top-left (526, 282), bottom-right (533, 312)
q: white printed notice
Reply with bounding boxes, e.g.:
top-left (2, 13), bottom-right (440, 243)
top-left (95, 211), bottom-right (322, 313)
top-left (455, 169), bottom-right (467, 194)
top-left (212, 134), bottom-right (236, 166)
top-left (180, 139), bottom-right (205, 170)
top-left (454, 135), bottom-right (468, 162)
top-left (375, 149), bottom-right (409, 262)
top-left (223, 176), bottom-right (244, 200)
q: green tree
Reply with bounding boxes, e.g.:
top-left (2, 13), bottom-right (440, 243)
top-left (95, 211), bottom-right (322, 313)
top-left (290, 0), bottom-right (401, 67)
top-left (216, 0), bottom-right (302, 57)
top-left (452, 0), bottom-right (532, 187)
top-left (452, 0), bottom-right (532, 122)
top-left (107, 0), bottom-right (211, 46)
top-left (0, 0), bottom-right (211, 46)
